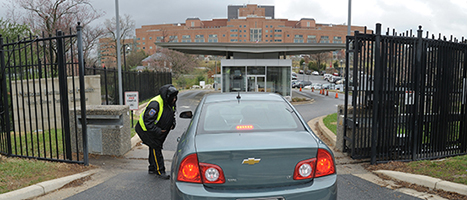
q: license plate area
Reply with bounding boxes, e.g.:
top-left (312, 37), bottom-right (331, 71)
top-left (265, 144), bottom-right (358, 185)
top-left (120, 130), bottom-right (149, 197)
top-left (237, 197), bottom-right (285, 200)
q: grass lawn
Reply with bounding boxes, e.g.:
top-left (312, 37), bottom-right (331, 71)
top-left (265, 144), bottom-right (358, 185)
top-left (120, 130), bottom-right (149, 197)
top-left (321, 112), bottom-right (467, 186)
top-left (322, 113), bottom-right (337, 134)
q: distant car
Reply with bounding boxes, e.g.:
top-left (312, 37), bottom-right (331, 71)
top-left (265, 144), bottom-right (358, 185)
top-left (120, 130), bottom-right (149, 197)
top-left (312, 71), bottom-right (319, 75)
top-left (292, 75), bottom-right (298, 80)
top-left (335, 78), bottom-right (345, 84)
top-left (311, 83), bottom-right (322, 90)
top-left (329, 76), bottom-right (342, 83)
top-left (299, 70), bottom-right (304, 74)
top-left (322, 83), bottom-right (336, 90)
top-left (335, 84), bottom-right (344, 91)
top-left (292, 72), bottom-right (298, 78)
top-left (171, 93), bottom-right (337, 199)
top-left (298, 80), bottom-right (312, 88)
top-left (305, 70), bottom-right (312, 75)
top-left (323, 74), bottom-right (332, 80)
top-left (320, 71), bottom-right (326, 75)
top-left (291, 80), bottom-right (300, 88)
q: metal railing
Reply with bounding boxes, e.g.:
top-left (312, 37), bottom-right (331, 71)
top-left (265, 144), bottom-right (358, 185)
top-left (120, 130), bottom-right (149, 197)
top-left (344, 23), bottom-right (467, 164)
top-left (84, 66), bottom-right (172, 105)
top-left (0, 24), bottom-right (88, 164)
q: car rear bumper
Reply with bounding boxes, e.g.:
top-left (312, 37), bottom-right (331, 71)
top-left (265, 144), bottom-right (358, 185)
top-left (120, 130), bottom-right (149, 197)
top-left (171, 174), bottom-right (337, 200)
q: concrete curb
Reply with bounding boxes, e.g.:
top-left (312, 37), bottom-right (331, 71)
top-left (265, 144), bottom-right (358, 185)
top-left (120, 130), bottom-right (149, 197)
top-left (0, 169), bottom-right (99, 200)
top-left (374, 170), bottom-right (467, 196)
top-left (313, 115), bottom-right (467, 197)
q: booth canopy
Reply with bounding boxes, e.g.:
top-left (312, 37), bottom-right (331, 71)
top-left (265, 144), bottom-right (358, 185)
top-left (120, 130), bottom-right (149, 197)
top-left (155, 42), bottom-right (345, 56)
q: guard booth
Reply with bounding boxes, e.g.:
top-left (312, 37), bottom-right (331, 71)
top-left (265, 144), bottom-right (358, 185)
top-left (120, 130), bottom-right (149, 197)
top-left (156, 42), bottom-right (345, 98)
top-left (221, 59), bottom-right (292, 97)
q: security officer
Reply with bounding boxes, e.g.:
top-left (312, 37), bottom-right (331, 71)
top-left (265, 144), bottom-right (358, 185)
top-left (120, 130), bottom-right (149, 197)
top-left (135, 84), bottom-right (178, 179)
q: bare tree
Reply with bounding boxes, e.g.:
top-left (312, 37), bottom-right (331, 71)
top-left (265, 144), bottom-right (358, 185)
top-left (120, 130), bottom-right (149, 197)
top-left (5, 0), bottom-right (105, 73)
top-left (103, 14), bottom-right (135, 61)
top-left (6, 0), bottom-right (103, 36)
top-left (310, 52), bottom-right (332, 71)
top-left (155, 48), bottom-right (197, 78)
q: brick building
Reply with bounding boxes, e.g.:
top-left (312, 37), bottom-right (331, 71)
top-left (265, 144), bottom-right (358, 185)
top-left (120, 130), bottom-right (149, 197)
top-left (98, 37), bottom-right (136, 68)
top-left (135, 4), bottom-right (368, 55)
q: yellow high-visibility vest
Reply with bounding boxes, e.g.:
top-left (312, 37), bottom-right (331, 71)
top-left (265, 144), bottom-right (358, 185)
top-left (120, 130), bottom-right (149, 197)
top-left (138, 95), bottom-right (164, 131)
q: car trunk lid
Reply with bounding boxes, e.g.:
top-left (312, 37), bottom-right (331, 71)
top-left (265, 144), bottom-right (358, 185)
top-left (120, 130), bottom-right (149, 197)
top-left (195, 131), bottom-right (319, 189)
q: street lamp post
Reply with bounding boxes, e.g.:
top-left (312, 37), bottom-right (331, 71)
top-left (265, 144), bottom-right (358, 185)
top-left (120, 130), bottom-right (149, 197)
top-left (340, 60), bottom-right (343, 77)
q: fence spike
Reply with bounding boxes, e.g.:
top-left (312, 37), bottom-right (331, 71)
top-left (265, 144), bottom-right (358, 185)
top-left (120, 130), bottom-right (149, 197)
top-left (410, 30), bottom-right (413, 37)
top-left (426, 31), bottom-right (429, 38)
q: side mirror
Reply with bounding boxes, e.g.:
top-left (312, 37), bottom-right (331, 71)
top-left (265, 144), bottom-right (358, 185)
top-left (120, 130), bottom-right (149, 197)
top-left (179, 111), bottom-right (193, 119)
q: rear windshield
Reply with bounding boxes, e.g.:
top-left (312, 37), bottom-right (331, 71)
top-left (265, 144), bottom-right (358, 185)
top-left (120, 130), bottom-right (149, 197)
top-left (198, 100), bottom-right (305, 133)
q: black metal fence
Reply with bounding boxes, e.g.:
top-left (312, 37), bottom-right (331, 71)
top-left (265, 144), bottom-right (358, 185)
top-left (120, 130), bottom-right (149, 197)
top-left (84, 66), bottom-right (171, 105)
top-left (0, 24), bottom-right (89, 164)
top-left (344, 23), bottom-right (467, 164)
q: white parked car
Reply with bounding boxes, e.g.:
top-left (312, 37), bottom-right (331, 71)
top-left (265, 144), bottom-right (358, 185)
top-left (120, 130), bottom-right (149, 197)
top-left (323, 74), bottom-right (332, 80)
top-left (312, 71), bottom-right (319, 75)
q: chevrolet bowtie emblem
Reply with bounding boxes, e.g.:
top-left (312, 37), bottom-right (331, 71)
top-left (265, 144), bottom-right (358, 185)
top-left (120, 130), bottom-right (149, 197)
top-left (242, 158), bottom-right (261, 165)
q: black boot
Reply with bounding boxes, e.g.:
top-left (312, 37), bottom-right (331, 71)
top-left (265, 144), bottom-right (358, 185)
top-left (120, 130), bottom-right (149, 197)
top-left (156, 172), bottom-right (170, 179)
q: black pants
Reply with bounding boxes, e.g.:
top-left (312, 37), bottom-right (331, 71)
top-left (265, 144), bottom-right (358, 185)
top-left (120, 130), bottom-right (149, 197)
top-left (148, 146), bottom-right (165, 174)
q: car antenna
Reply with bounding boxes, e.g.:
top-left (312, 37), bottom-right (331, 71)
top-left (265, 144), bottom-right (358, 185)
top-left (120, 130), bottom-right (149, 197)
top-left (236, 91), bottom-right (241, 103)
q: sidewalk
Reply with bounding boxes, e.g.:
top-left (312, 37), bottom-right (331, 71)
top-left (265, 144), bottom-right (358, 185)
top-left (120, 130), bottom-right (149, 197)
top-left (1, 113), bottom-right (466, 200)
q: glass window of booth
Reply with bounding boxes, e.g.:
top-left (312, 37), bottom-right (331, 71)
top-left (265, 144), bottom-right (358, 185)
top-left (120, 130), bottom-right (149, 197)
top-left (223, 67), bottom-right (246, 92)
top-left (266, 67), bottom-right (291, 96)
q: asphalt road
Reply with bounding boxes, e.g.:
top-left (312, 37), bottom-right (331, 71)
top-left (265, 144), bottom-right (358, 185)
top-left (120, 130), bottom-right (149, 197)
top-left (40, 83), bottom-right (422, 200)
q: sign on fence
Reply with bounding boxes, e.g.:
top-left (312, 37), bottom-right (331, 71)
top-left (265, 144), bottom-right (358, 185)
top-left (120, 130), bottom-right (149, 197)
top-left (125, 91), bottom-right (139, 110)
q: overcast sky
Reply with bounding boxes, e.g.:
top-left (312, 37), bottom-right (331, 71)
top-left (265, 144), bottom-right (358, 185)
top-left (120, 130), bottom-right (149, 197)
top-left (1, 0), bottom-right (467, 40)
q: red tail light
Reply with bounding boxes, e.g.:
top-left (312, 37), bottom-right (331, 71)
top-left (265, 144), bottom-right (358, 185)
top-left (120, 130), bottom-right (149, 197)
top-left (199, 163), bottom-right (225, 184)
top-left (315, 149), bottom-right (336, 178)
top-left (177, 154), bottom-right (225, 184)
top-left (293, 158), bottom-right (316, 180)
top-left (293, 149), bottom-right (335, 180)
top-left (177, 154), bottom-right (202, 183)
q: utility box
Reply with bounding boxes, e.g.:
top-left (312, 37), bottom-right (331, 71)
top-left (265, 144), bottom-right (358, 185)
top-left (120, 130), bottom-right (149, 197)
top-left (70, 105), bottom-right (131, 156)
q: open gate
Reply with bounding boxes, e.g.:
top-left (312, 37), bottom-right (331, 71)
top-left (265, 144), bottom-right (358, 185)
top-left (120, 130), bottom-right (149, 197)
top-left (344, 23), bottom-right (467, 164)
top-left (0, 24), bottom-right (88, 164)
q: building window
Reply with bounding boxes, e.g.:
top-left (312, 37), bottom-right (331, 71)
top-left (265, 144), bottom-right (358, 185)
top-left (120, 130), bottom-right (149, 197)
top-left (195, 38), bottom-right (205, 42)
top-left (265, 30), bottom-right (268, 33)
top-left (287, 34), bottom-right (290, 37)
top-left (266, 35), bottom-right (268, 37)
top-left (266, 25), bottom-right (268, 28)
top-left (181, 39), bottom-right (191, 42)
top-left (307, 22), bottom-right (310, 27)
top-left (274, 30), bottom-right (282, 32)
top-left (149, 46), bottom-right (153, 49)
top-left (294, 35), bottom-right (303, 38)
top-left (149, 37), bottom-right (152, 40)
top-left (195, 35), bottom-right (204, 38)
top-left (142, 37), bottom-right (145, 40)
top-left (274, 34), bottom-right (282, 37)
top-left (244, 30), bottom-right (246, 32)
top-left (191, 22), bottom-right (194, 26)
top-left (244, 35), bottom-right (246, 37)
top-left (240, 35), bottom-right (242, 37)
top-left (208, 38), bottom-right (218, 43)
top-left (230, 34), bottom-right (238, 37)
top-left (244, 25), bottom-right (246, 27)
top-left (307, 35), bottom-right (317, 43)
top-left (230, 29), bottom-right (238, 32)
top-left (142, 42), bottom-right (145, 45)
top-left (137, 38), bottom-right (140, 40)
top-left (320, 36), bottom-right (330, 43)
top-left (209, 34), bottom-right (217, 38)
top-left (223, 34), bottom-right (225, 37)
top-left (293, 38), bottom-right (304, 43)
top-left (230, 39), bottom-right (238, 42)
top-left (143, 47), bottom-right (145, 49)
top-left (274, 39), bottom-right (282, 42)
top-left (182, 35), bottom-right (190, 39)
top-left (250, 28), bottom-right (262, 42)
